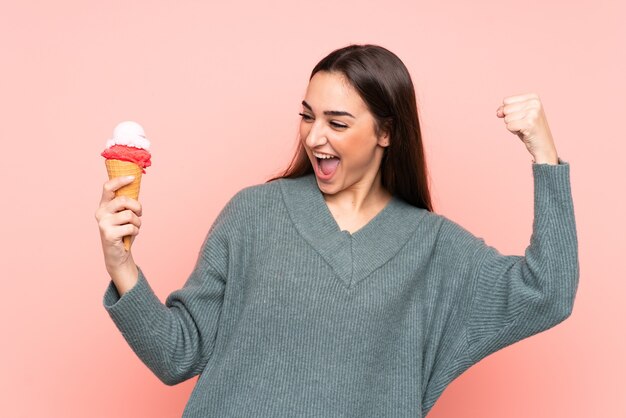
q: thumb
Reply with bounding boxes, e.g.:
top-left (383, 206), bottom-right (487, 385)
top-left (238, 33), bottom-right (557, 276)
top-left (496, 105), bottom-right (504, 118)
top-left (101, 175), bottom-right (136, 204)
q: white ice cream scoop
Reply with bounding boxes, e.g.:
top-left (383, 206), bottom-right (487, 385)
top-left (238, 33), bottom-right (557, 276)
top-left (105, 120), bottom-right (151, 150)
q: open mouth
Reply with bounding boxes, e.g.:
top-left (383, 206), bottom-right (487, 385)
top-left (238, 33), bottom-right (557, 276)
top-left (314, 153), bottom-right (340, 177)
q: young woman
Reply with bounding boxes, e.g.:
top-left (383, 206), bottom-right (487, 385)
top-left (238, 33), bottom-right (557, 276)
top-left (96, 44), bottom-right (578, 417)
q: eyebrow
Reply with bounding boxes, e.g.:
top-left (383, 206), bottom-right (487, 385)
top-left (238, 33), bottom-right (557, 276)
top-left (302, 100), bottom-right (355, 119)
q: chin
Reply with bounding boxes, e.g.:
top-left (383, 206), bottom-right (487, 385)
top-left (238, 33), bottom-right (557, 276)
top-left (315, 178), bottom-right (337, 194)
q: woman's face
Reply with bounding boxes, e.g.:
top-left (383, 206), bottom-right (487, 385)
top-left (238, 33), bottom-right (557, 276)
top-left (299, 71), bottom-right (389, 196)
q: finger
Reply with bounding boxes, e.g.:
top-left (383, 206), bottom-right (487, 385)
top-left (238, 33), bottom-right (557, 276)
top-left (99, 210), bottom-right (141, 236)
top-left (496, 105), bottom-right (504, 117)
top-left (505, 120), bottom-right (527, 135)
top-left (106, 195), bottom-right (143, 217)
top-left (122, 223), bottom-right (140, 238)
top-left (109, 209), bottom-right (142, 229)
top-left (96, 196), bottom-right (142, 223)
top-left (502, 92), bottom-right (539, 105)
top-left (498, 100), bottom-right (530, 117)
top-left (504, 111), bottom-right (525, 124)
top-left (102, 223), bottom-right (140, 245)
top-left (100, 176), bottom-right (136, 205)
top-left (98, 210), bottom-right (141, 237)
top-left (501, 102), bottom-right (526, 116)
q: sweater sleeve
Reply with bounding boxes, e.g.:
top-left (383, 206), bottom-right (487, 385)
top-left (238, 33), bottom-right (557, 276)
top-left (102, 194), bottom-right (239, 386)
top-left (463, 158), bottom-right (579, 363)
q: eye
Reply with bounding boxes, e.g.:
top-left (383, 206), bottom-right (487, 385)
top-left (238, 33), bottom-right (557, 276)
top-left (298, 112), bottom-right (313, 121)
top-left (330, 121), bottom-right (347, 129)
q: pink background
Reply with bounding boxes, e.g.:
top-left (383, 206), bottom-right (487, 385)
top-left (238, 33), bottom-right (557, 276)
top-left (1, 0), bottom-right (624, 416)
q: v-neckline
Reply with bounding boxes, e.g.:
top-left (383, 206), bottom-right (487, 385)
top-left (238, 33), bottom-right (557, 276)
top-left (278, 173), bottom-right (428, 288)
top-left (319, 190), bottom-right (395, 237)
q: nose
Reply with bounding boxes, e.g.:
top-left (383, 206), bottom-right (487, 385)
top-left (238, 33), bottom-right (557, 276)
top-left (303, 121), bottom-right (328, 149)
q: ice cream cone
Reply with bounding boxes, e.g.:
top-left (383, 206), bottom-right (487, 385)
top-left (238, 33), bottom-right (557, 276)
top-left (105, 159), bottom-right (143, 251)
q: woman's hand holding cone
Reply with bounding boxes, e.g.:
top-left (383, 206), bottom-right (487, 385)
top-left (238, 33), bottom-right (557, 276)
top-left (95, 175), bottom-right (142, 295)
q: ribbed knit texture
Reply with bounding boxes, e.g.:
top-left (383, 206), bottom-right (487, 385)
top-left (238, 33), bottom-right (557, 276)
top-left (103, 159), bottom-right (578, 417)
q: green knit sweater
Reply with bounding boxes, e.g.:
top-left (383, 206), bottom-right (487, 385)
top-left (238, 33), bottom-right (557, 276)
top-left (103, 159), bottom-right (578, 417)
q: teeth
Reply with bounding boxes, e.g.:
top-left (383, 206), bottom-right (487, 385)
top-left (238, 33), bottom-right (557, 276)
top-left (313, 152), bottom-right (337, 159)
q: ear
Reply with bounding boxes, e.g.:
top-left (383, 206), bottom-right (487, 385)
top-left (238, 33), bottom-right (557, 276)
top-left (377, 124), bottom-right (391, 147)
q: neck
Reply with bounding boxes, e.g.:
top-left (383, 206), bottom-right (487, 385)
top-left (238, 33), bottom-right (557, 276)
top-left (322, 169), bottom-right (390, 214)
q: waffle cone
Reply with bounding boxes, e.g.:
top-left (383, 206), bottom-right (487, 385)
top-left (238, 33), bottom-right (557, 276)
top-left (105, 159), bottom-right (143, 251)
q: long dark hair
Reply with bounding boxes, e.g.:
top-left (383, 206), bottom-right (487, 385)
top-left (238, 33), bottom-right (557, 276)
top-left (267, 44), bottom-right (433, 211)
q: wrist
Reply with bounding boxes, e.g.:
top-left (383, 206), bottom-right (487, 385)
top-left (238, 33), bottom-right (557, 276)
top-left (107, 259), bottom-right (139, 295)
top-left (532, 149), bottom-right (559, 165)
